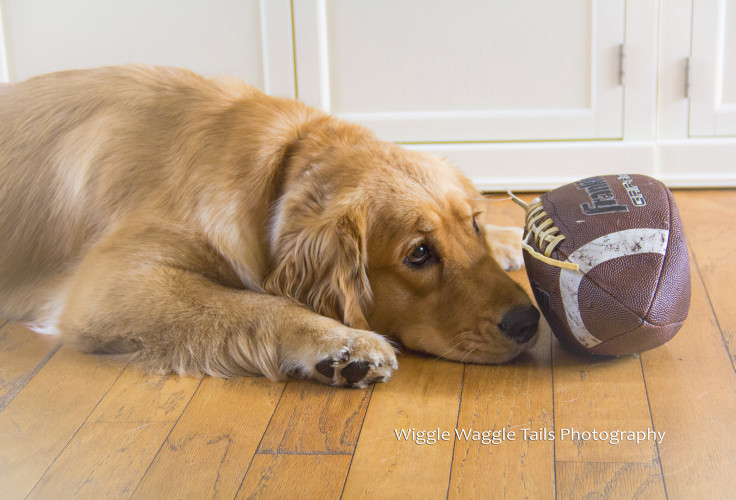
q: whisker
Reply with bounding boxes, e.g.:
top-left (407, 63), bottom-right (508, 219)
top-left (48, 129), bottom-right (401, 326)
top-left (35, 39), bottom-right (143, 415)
top-left (459, 345), bottom-right (478, 363)
top-left (433, 331), bottom-right (477, 361)
top-left (433, 340), bottom-right (465, 361)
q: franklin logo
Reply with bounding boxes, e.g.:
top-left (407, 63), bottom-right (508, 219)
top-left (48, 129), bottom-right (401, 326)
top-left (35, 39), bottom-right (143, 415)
top-left (576, 177), bottom-right (629, 215)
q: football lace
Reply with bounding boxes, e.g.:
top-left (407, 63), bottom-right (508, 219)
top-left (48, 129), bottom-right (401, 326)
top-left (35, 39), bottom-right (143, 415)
top-left (507, 190), bottom-right (580, 271)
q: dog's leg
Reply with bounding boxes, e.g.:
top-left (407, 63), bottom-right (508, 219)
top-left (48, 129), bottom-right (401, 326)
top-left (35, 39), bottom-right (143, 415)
top-left (56, 225), bottom-right (397, 387)
top-left (485, 224), bottom-right (525, 271)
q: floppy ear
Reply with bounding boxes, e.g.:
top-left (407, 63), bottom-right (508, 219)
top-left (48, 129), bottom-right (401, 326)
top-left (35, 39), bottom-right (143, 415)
top-left (264, 203), bottom-right (372, 330)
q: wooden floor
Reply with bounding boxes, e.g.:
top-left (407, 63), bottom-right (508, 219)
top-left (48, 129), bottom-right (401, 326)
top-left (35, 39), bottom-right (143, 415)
top-left (1, 190), bottom-right (735, 499)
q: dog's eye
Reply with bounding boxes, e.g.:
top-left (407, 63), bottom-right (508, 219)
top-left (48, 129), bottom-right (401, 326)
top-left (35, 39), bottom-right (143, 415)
top-left (406, 243), bottom-right (432, 267)
top-left (473, 216), bottom-right (481, 235)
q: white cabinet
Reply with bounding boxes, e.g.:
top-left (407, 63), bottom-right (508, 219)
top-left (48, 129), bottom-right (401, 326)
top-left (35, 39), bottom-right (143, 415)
top-left (0, 0), bottom-right (295, 98)
top-left (656, 0), bottom-right (736, 187)
top-left (292, 0), bottom-right (625, 143)
top-left (690, 0), bottom-right (736, 137)
top-left (0, 1), bottom-right (734, 188)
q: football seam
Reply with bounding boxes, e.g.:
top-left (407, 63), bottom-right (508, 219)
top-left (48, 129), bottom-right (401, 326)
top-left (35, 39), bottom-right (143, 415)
top-left (642, 187), bottom-right (672, 320)
top-left (641, 187), bottom-right (673, 322)
top-left (598, 318), bottom-right (685, 347)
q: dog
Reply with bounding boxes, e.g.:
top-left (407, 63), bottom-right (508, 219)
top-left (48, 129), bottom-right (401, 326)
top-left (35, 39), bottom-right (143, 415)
top-left (0, 65), bottom-right (539, 387)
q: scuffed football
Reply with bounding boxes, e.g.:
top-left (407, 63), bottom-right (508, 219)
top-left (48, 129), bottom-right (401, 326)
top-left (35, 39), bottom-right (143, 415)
top-left (520, 174), bottom-right (690, 356)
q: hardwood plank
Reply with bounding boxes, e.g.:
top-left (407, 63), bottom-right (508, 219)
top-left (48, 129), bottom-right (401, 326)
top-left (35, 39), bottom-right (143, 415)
top-left (556, 462), bottom-right (665, 500)
top-left (673, 190), bottom-right (736, 367)
top-left (0, 346), bottom-right (124, 498)
top-left (87, 365), bottom-right (202, 423)
top-left (236, 454), bottom-right (351, 500)
top-left (258, 379), bottom-right (370, 454)
top-left (640, 244), bottom-right (736, 498)
top-left (553, 347), bottom-right (657, 463)
top-left (25, 366), bottom-right (200, 498)
top-left (342, 354), bottom-right (464, 499)
top-left (27, 421), bottom-right (173, 499)
top-left (449, 322), bottom-right (555, 500)
top-left (134, 377), bottom-right (285, 500)
top-left (0, 322), bottom-right (60, 411)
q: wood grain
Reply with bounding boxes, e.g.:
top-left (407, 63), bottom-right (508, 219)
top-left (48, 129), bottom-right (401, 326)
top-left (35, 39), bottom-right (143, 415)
top-left (236, 454), bottom-right (351, 500)
top-left (257, 379), bottom-right (371, 454)
top-left (342, 354), bottom-right (464, 499)
top-left (134, 377), bottom-right (285, 500)
top-left (26, 366), bottom-right (201, 498)
top-left (640, 217), bottom-right (736, 498)
top-left (89, 365), bottom-right (202, 423)
top-left (673, 190), bottom-right (736, 366)
top-left (27, 421), bottom-right (173, 499)
top-left (553, 346), bottom-right (657, 463)
top-left (556, 461), bottom-right (665, 499)
top-left (0, 322), bottom-right (59, 411)
top-left (0, 347), bottom-right (124, 498)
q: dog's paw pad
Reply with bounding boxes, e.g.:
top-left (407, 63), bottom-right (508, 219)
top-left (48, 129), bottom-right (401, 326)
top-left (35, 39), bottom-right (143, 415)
top-left (314, 357), bottom-right (378, 387)
top-left (315, 358), bottom-right (336, 378)
top-left (341, 360), bottom-right (370, 384)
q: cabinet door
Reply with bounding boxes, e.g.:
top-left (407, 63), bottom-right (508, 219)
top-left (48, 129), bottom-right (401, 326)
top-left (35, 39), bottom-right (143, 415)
top-left (0, 0), bottom-right (294, 97)
top-left (690, 0), bottom-right (736, 137)
top-left (293, 0), bottom-right (625, 143)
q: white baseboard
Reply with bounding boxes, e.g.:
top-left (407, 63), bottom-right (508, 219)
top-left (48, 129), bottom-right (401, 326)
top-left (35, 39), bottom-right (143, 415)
top-left (407, 139), bottom-right (736, 191)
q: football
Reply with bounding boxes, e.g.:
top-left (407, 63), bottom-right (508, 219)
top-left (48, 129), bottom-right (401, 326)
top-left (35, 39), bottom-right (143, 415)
top-left (516, 174), bottom-right (691, 356)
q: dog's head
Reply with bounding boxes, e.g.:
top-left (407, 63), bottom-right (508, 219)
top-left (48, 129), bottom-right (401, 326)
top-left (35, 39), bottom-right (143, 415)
top-left (265, 128), bottom-right (538, 363)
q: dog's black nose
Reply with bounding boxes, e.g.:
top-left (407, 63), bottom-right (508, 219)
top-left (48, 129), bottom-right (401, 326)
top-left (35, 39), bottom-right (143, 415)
top-left (498, 305), bottom-right (540, 344)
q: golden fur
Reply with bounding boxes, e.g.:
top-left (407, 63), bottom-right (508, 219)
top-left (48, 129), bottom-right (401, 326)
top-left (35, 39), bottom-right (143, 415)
top-left (0, 65), bottom-right (537, 387)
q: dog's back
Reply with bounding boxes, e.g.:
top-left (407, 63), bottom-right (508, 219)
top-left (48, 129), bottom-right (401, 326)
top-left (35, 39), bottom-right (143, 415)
top-left (0, 66), bottom-right (264, 320)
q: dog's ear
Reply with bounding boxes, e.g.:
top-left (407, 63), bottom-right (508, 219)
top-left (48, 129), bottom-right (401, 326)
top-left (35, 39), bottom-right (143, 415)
top-left (264, 202), bottom-right (372, 330)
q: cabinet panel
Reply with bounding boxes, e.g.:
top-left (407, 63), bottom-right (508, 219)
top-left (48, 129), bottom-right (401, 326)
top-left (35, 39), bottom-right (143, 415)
top-left (690, 0), bottom-right (736, 136)
top-left (293, 0), bottom-right (625, 142)
top-left (0, 0), bottom-right (295, 97)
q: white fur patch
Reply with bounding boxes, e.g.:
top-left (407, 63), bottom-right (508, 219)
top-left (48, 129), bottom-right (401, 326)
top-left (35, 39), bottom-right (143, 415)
top-left (268, 195), bottom-right (287, 255)
top-left (485, 224), bottom-right (525, 271)
top-left (27, 287), bottom-right (69, 336)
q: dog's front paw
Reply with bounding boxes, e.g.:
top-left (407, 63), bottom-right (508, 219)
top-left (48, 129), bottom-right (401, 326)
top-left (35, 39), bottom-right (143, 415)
top-left (313, 328), bottom-right (398, 388)
top-left (485, 224), bottom-right (525, 271)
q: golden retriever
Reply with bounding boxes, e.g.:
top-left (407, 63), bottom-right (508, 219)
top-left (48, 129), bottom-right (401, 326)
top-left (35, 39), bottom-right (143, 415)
top-left (0, 65), bottom-right (538, 387)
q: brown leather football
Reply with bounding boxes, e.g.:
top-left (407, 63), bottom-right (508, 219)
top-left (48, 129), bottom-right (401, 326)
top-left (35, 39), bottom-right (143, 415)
top-left (519, 174), bottom-right (691, 356)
